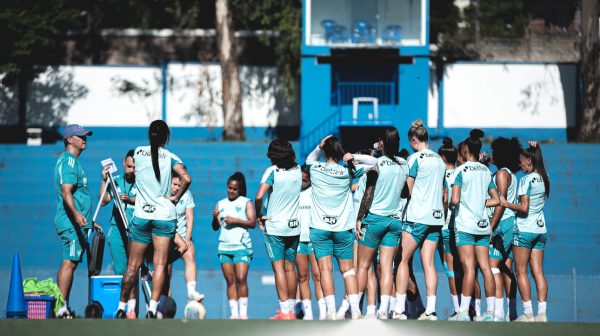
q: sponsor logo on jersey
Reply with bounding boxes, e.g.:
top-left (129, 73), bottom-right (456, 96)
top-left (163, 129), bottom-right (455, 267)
top-left (463, 165), bottom-right (488, 172)
top-left (323, 215), bottom-right (338, 225)
top-left (142, 204), bottom-right (156, 213)
top-left (432, 210), bottom-right (443, 219)
top-left (419, 152), bottom-right (439, 159)
top-left (288, 219), bottom-right (299, 229)
top-left (536, 219), bottom-right (545, 227)
top-left (477, 219), bottom-right (488, 228)
top-left (315, 165), bottom-right (346, 176)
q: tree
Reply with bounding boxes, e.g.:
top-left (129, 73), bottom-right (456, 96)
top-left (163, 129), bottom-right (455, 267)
top-left (464, 0), bottom-right (529, 38)
top-left (578, 0), bottom-right (600, 141)
top-left (216, 0), bottom-right (244, 140)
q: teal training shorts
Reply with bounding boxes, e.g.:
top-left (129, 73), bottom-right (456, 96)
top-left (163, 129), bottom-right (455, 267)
top-left (489, 217), bottom-right (515, 260)
top-left (310, 228), bottom-right (354, 260)
top-left (455, 231), bottom-right (489, 247)
top-left (218, 249), bottom-right (253, 264)
top-left (513, 231), bottom-right (547, 250)
top-left (441, 228), bottom-right (456, 254)
top-left (129, 216), bottom-right (176, 245)
top-left (59, 227), bottom-right (89, 262)
top-left (297, 241), bottom-right (314, 255)
top-left (264, 234), bottom-right (299, 262)
top-left (359, 213), bottom-right (403, 248)
top-left (402, 222), bottom-right (441, 246)
top-left (107, 225), bottom-right (128, 275)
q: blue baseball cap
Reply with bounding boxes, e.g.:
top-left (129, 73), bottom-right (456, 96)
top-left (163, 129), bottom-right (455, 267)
top-left (63, 124), bottom-right (93, 139)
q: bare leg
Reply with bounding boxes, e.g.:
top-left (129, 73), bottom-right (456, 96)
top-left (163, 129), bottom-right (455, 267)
top-left (296, 253), bottom-right (312, 300)
top-left (513, 246), bottom-right (532, 302)
top-left (221, 263), bottom-right (238, 301)
top-left (182, 242), bottom-right (197, 282)
top-left (234, 262), bottom-right (250, 298)
top-left (150, 235), bottom-right (171, 301)
top-left (271, 260), bottom-right (289, 302)
top-left (57, 260), bottom-right (78, 303)
top-left (120, 242), bottom-right (148, 302)
top-left (309, 253), bottom-right (323, 300)
top-left (284, 260), bottom-right (298, 301)
top-left (529, 249), bottom-right (547, 302)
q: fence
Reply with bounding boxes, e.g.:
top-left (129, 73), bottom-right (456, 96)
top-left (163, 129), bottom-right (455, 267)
top-left (1, 267), bottom-right (598, 322)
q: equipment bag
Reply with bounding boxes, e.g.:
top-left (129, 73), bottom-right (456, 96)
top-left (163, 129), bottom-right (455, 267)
top-left (88, 230), bottom-right (105, 276)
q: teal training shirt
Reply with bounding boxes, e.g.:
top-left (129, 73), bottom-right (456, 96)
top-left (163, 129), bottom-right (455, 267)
top-left (369, 156), bottom-right (408, 218)
top-left (442, 168), bottom-right (456, 231)
top-left (516, 172), bottom-right (547, 234)
top-left (54, 152), bottom-right (92, 232)
top-left (260, 165), bottom-right (302, 237)
top-left (405, 149), bottom-right (446, 226)
top-left (217, 196), bottom-right (253, 251)
top-left (453, 161), bottom-right (496, 235)
top-left (109, 174), bottom-right (137, 226)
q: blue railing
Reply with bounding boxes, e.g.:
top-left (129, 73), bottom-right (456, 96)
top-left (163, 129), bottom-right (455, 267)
top-left (300, 109), bottom-right (340, 158)
top-left (336, 81), bottom-right (396, 105)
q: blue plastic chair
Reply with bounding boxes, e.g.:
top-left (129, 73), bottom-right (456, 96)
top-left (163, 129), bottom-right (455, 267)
top-left (383, 25), bottom-right (402, 44)
top-left (352, 20), bottom-right (376, 44)
top-left (321, 19), bottom-right (336, 43)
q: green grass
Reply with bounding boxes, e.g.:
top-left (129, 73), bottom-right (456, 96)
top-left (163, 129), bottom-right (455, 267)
top-left (2, 320), bottom-right (599, 336)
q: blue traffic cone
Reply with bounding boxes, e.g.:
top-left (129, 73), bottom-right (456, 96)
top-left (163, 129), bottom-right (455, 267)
top-left (6, 252), bottom-right (27, 318)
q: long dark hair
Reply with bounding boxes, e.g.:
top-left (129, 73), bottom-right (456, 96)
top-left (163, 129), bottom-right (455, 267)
top-left (267, 140), bottom-right (297, 170)
top-left (522, 145), bottom-right (550, 198)
top-left (491, 137), bottom-right (521, 173)
top-left (322, 136), bottom-right (356, 176)
top-left (438, 137), bottom-right (458, 164)
top-left (148, 120), bottom-right (170, 181)
top-left (464, 129), bottom-right (484, 159)
top-left (228, 171), bottom-right (247, 197)
top-left (381, 127), bottom-right (401, 164)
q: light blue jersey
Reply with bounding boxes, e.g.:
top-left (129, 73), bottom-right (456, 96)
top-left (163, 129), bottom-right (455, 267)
top-left (133, 146), bottom-right (183, 221)
top-left (516, 172), bottom-right (547, 234)
top-left (405, 149), bottom-right (446, 226)
top-left (175, 190), bottom-right (195, 239)
top-left (299, 187), bottom-right (312, 242)
top-left (260, 165), bottom-right (302, 236)
top-left (442, 168), bottom-right (456, 231)
top-left (369, 156), bottom-right (408, 218)
top-left (217, 196), bottom-right (253, 251)
top-left (453, 161), bottom-right (496, 235)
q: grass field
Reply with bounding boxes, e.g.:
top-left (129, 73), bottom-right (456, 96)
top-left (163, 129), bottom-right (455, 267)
top-left (2, 319), bottom-right (599, 336)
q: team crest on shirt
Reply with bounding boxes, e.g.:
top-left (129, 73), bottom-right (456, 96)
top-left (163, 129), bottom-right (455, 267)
top-left (432, 210), bottom-right (443, 219)
top-left (142, 204), bottom-right (156, 213)
top-left (536, 219), bottom-right (545, 227)
top-left (235, 206), bottom-right (242, 213)
top-left (288, 219), bottom-right (299, 228)
top-left (477, 219), bottom-right (488, 228)
top-left (323, 215), bottom-right (338, 225)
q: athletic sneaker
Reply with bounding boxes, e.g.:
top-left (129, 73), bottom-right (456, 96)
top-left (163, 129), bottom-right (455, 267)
top-left (494, 314), bottom-right (505, 322)
top-left (515, 314), bottom-right (535, 322)
top-left (535, 313), bottom-right (547, 322)
top-left (57, 308), bottom-right (76, 319)
top-left (417, 312), bottom-right (438, 321)
top-left (115, 309), bottom-right (126, 319)
top-left (448, 312), bottom-right (458, 319)
top-left (449, 312), bottom-right (470, 321)
top-left (376, 311), bottom-right (389, 320)
top-left (364, 312), bottom-right (377, 320)
top-left (269, 310), bottom-right (296, 320)
top-left (478, 312), bottom-right (495, 321)
top-left (126, 310), bottom-right (137, 319)
top-left (351, 311), bottom-right (362, 320)
top-left (188, 291), bottom-right (205, 302)
top-left (145, 311), bottom-right (157, 319)
top-left (391, 312), bottom-right (407, 320)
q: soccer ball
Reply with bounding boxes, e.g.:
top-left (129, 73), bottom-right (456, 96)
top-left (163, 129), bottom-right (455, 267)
top-left (184, 301), bottom-right (206, 320)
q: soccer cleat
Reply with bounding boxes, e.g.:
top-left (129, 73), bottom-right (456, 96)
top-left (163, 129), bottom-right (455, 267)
top-left (188, 291), bottom-right (205, 302)
top-left (145, 311), bottom-right (157, 319)
top-left (115, 309), bottom-right (127, 319)
top-left (376, 310), bottom-right (389, 320)
top-left (351, 311), bottom-right (362, 320)
top-left (391, 311), bottom-right (408, 320)
top-left (336, 307), bottom-right (349, 320)
top-left (126, 310), bottom-right (137, 319)
top-left (535, 313), bottom-right (547, 322)
top-left (449, 312), bottom-right (470, 321)
top-left (478, 312), bottom-right (495, 321)
top-left (269, 310), bottom-right (295, 320)
top-left (417, 312), bottom-right (438, 321)
top-left (57, 307), bottom-right (77, 319)
top-left (364, 312), bottom-right (377, 320)
top-left (515, 314), bottom-right (535, 322)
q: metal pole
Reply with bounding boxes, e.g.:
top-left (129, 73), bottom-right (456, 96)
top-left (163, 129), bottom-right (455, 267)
top-left (572, 267), bottom-right (577, 322)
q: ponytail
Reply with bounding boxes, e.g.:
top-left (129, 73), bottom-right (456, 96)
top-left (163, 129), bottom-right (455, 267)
top-left (322, 136), bottom-right (356, 177)
top-left (523, 145), bottom-right (550, 198)
top-left (464, 129), bottom-right (484, 158)
top-left (438, 137), bottom-right (458, 164)
top-left (381, 127), bottom-right (401, 165)
top-left (408, 119), bottom-right (429, 142)
top-left (148, 120), bottom-right (170, 182)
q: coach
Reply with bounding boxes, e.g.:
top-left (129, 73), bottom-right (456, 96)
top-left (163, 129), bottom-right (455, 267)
top-left (53, 124), bottom-right (102, 318)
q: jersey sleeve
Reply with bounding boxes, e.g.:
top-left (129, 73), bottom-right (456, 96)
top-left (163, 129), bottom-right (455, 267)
top-left (305, 146), bottom-right (322, 166)
top-left (260, 167), bottom-right (275, 186)
top-left (518, 176), bottom-right (532, 197)
top-left (185, 191), bottom-right (196, 209)
top-left (488, 178), bottom-right (497, 191)
top-left (169, 151), bottom-right (184, 168)
top-left (407, 155), bottom-right (419, 178)
top-left (59, 158), bottom-right (77, 185)
top-left (452, 170), bottom-right (463, 187)
top-left (353, 167), bottom-right (365, 179)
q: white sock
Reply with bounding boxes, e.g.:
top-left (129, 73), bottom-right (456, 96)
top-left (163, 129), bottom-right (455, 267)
top-left (523, 300), bottom-right (533, 316)
top-left (475, 299), bottom-right (481, 316)
top-left (348, 294), bottom-right (360, 314)
top-left (148, 300), bottom-right (158, 314)
top-left (127, 299), bottom-right (136, 313)
top-left (239, 297), bottom-right (248, 318)
top-left (495, 298), bottom-right (504, 318)
top-left (538, 301), bottom-right (547, 315)
top-left (186, 281), bottom-right (197, 297)
top-left (325, 295), bottom-right (336, 315)
top-left (451, 295), bottom-right (460, 313)
top-left (279, 300), bottom-right (290, 314)
top-left (367, 305), bottom-right (376, 315)
top-left (378, 295), bottom-right (390, 315)
top-left (318, 299), bottom-right (327, 320)
top-left (117, 301), bottom-right (127, 312)
top-left (339, 298), bottom-right (349, 312)
top-left (229, 300), bottom-right (239, 318)
top-left (486, 297), bottom-right (495, 314)
top-left (288, 299), bottom-right (296, 313)
top-left (459, 295), bottom-right (472, 313)
top-left (394, 293), bottom-right (406, 314)
top-left (389, 295), bottom-right (397, 314)
top-left (302, 299), bottom-right (313, 320)
top-left (425, 295), bottom-right (436, 315)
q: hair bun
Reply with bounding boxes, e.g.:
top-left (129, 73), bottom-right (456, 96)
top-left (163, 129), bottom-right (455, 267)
top-left (411, 119), bottom-right (424, 128)
top-left (442, 137), bottom-right (453, 148)
top-left (470, 129), bottom-right (484, 139)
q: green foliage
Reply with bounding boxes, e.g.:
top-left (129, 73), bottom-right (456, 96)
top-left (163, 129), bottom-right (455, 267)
top-left (430, 0), bottom-right (460, 43)
top-left (464, 0), bottom-right (529, 38)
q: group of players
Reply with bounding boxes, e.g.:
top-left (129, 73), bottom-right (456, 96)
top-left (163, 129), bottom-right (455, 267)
top-left (53, 119), bottom-right (549, 321)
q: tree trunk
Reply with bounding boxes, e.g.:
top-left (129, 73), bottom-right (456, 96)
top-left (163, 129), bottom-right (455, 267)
top-left (578, 0), bottom-right (600, 142)
top-left (215, 0), bottom-right (245, 141)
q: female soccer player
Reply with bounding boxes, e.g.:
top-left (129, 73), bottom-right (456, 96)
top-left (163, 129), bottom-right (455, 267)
top-left (438, 137), bottom-right (460, 317)
top-left (255, 140), bottom-right (302, 320)
top-left (170, 175), bottom-right (205, 302)
top-left (306, 135), bottom-right (377, 320)
top-left (488, 137), bottom-right (521, 321)
top-left (449, 129), bottom-right (500, 322)
top-left (212, 172), bottom-right (256, 319)
top-left (296, 165), bottom-right (325, 320)
top-left (116, 120), bottom-right (191, 319)
top-left (500, 143), bottom-right (550, 322)
top-left (355, 127), bottom-right (408, 319)
top-left (393, 120), bottom-right (446, 320)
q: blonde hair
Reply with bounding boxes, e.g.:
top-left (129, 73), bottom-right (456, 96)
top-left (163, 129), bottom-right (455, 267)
top-left (408, 119), bottom-right (428, 142)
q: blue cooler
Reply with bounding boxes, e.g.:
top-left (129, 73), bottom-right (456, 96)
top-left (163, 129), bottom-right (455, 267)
top-left (89, 275), bottom-right (122, 318)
